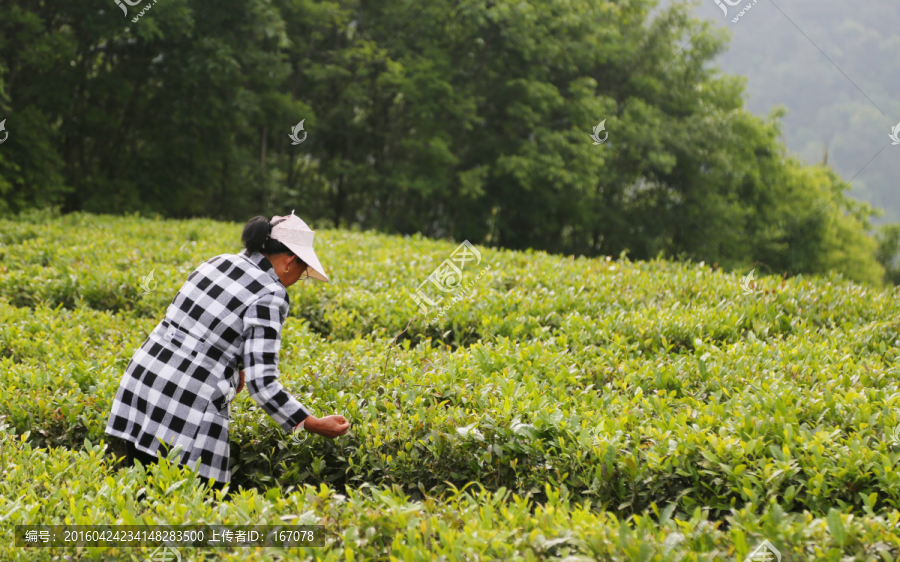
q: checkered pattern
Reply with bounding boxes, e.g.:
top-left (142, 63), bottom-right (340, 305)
top-left (105, 249), bottom-right (312, 483)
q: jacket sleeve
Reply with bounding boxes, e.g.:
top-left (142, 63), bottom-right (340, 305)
top-left (241, 290), bottom-right (312, 431)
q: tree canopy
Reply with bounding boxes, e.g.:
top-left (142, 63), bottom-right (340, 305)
top-left (0, 0), bottom-right (896, 285)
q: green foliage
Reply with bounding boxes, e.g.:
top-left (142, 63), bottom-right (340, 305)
top-left (675, 0), bottom-right (900, 225)
top-left (875, 223), bottom-right (900, 286)
top-left (0, 0), bottom-right (892, 284)
top-left (1, 217), bottom-right (900, 559)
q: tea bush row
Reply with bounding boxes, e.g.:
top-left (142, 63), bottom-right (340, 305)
top-left (3, 214), bottom-right (900, 560)
top-left (1, 214), bottom-right (897, 350)
top-left (1, 295), bottom-right (899, 520)
top-left (1, 421), bottom-right (900, 561)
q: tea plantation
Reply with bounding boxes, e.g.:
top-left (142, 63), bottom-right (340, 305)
top-left (1, 212), bottom-right (900, 561)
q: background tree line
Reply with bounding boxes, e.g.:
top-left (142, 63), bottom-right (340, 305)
top-left (1, 0), bottom-right (898, 285)
top-left (660, 0), bottom-right (900, 226)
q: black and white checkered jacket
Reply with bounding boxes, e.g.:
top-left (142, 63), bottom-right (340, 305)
top-left (105, 249), bottom-right (312, 484)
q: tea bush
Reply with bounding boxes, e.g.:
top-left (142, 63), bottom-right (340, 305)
top-left (1, 213), bottom-right (900, 560)
top-left (3, 426), bottom-right (900, 562)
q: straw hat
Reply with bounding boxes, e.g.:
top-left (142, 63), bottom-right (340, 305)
top-left (268, 210), bottom-right (329, 282)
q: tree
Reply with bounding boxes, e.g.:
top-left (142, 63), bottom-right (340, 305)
top-left (0, 0), bottom-right (892, 285)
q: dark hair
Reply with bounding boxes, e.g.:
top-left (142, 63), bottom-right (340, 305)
top-left (241, 216), bottom-right (295, 256)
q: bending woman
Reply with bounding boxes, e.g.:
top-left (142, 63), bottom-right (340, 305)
top-left (105, 211), bottom-right (350, 492)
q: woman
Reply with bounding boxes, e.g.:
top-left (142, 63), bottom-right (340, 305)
top-left (105, 211), bottom-right (350, 493)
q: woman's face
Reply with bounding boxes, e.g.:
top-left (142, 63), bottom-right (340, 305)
top-left (290, 257), bottom-right (310, 286)
top-left (266, 252), bottom-right (309, 287)
top-left (285, 255), bottom-right (310, 287)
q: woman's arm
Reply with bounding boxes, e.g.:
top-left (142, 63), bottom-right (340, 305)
top-left (237, 371), bottom-right (348, 437)
top-left (241, 291), bottom-right (312, 431)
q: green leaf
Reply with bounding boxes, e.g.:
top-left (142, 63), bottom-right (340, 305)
top-left (827, 509), bottom-right (846, 545)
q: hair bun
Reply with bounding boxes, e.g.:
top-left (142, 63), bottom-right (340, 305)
top-left (241, 215), bottom-right (295, 256)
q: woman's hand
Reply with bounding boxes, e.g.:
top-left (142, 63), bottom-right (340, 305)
top-left (301, 415), bottom-right (350, 438)
top-left (237, 370), bottom-right (245, 394)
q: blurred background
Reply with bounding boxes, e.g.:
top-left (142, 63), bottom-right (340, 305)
top-left (1, 0), bottom-right (898, 285)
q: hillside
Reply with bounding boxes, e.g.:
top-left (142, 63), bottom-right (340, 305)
top-left (1, 213), bottom-right (900, 560)
top-left (659, 0), bottom-right (900, 223)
